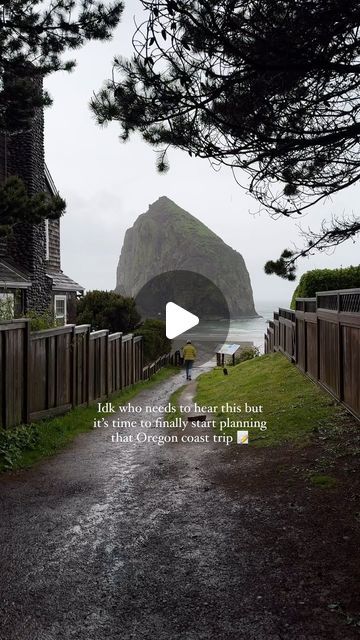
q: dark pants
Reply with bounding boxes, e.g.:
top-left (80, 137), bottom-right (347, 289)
top-left (185, 360), bottom-right (193, 379)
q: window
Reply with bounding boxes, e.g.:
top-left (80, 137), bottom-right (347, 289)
top-left (45, 219), bottom-right (50, 260)
top-left (0, 293), bottom-right (14, 320)
top-left (54, 295), bottom-right (67, 325)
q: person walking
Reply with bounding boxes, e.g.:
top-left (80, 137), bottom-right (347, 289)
top-left (182, 340), bottom-right (197, 380)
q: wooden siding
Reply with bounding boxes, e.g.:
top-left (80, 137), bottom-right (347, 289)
top-left (46, 219), bottom-right (61, 271)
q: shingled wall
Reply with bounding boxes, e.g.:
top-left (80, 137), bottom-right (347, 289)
top-left (0, 84), bottom-right (52, 313)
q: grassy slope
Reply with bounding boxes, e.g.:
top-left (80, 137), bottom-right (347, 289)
top-left (0, 367), bottom-right (176, 473)
top-left (196, 353), bottom-right (353, 446)
top-left (154, 197), bottom-right (221, 242)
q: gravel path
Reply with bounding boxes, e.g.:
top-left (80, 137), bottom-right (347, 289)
top-left (0, 365), bottom-right (358, 640)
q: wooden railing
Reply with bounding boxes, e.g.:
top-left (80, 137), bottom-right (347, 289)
top-left (264, 289), bottom-right (360, 420)
top-left (0, 322), bottom-right (172, 428)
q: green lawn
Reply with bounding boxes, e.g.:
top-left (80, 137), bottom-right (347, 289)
top-left (0, 367), bottom-right (177, 472)
top-left (196, 353), bottom-right (353, 446)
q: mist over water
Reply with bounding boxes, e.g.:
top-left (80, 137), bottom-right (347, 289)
top-left (190, 300), bottom-right (289, 353)
top-left (226, 301), bottom-right (288, 351)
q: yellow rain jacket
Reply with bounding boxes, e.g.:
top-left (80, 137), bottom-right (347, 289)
top-left (182, 344), bottom-right (197, 361)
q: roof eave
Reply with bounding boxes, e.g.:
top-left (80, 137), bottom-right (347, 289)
top-left (0, 281), bottom-right (32, 289)
top-left (52, 284), bottom-right (85, 293)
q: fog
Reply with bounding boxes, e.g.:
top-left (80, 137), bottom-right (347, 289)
top-left (44, 0), bottom-right (360, 308)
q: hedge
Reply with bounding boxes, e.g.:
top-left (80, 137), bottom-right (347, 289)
top-left (290, 265), bottom-right (360, 309)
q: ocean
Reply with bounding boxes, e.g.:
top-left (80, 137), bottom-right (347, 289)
top-left (226, 300), bottom-right (290, 352)
top-left (173, 300), bottom-right (290, 356)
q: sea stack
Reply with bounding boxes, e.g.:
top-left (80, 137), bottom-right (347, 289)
top-left (115, 196), bottom-right (257, 317)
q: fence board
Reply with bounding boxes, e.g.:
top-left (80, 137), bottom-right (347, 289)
top-left (0, 331), bottom-right (3, 427)
top-left (296, 318), bottom-right (306, 371)
top-left (47, 334), bottom-right (56, 409)
top-left (265, 289), bottom-right (360, 420)
top-left (306, 321), bottom-right (318, 380)
top-left (122, 335), bottom-right (133, 389)
top-left (319, 318), bottom-right (340, 397)
top-left (30, 335), bottom-right (47, 413)
top-left (56, 331), bottom-right (72, 407)
top-left (5, 330), bottom-right (15, 426)
top-left (108, 333), bottom-right (122, 395)
top-left (0, 321), bottom-right (27, 427)
top-left (0, 319), bottom-right (175, 428)
top-left (342, 325), bottom-right (360, 416)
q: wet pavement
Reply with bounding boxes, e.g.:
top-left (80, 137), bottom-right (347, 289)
top-left (0, 365), bottom-right (359, 640)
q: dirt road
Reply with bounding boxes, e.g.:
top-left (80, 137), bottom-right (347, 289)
top-left (0, 366), bottom-right (359, 640)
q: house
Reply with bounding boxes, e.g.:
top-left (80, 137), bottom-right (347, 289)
top-left (0, 98), bottom-right (84, 324)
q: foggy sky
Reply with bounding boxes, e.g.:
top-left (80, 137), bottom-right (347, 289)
top-left (44, 0), bottom-right (360, 307)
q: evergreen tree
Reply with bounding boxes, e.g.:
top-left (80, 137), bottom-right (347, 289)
top-left (91, 0), bottom-right (360, 278)
top-left (0, 177), bottom-right (66, 237)
top-left (0, 0), bottom-right (123, 234)
top-left (76, 291), bottom-right (141, 333)
top-left (0, 0), bottom-right (124, 132)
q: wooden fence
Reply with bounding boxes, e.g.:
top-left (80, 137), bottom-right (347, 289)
top-left (0, 321), bottom-right (172, 428)
top-left (264, 289), bottom-right (360, 420)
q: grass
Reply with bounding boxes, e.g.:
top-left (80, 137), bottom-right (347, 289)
top-left (169, 384), bottom-right (187, 420)
top-left (309, 474), bottom-right (338, 489)
top-left (0, 366), bottom-right (177, 473)
top-left (195, 353), bottom-right (354, 446)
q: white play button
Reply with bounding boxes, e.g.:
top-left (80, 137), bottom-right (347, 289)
top-left (166, 302), bottom-right (199, 339)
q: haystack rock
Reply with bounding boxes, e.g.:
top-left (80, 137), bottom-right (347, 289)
top-left (115, 196), bottom-right (257, 318)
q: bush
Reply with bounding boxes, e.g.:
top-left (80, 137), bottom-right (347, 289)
top-left (0, 424), bottom-right (39, 470)
top-left (26, 310), bottom-right (58, 331)
top-left (234, 346), bottom-right (260, 365)
top-left (134, 318), bottom-right (171, 364)
top-left (0, 294), bottom-right (14, 320)
top-left (76, 290), bottom-right (141, 333)
top-left (291, 265), bottom-right (360, 309)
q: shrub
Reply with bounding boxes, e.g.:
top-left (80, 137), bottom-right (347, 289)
top-left (291, 265), bottom-right (360, 309)
top-left (0, 293), bottom-right (14, 320)
top-left (134, 318), bottom-right (171, 364)
top-left (234, 345), bottom-right (260, 365)
top-left (26, 310), bottom-right (58, 331)
top-left (0, 424), bottom-right (39, 470)
top-left (76, 290), bottom-right (141, 333)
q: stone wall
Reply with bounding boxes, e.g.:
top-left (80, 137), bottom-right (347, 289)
top-left (0, 135), bottom-right (9, 259)
top-left (0, 80), bottom-right (53, 313)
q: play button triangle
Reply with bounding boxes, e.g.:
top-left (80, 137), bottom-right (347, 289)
top-left (166, 302), bottom-right (199, 339)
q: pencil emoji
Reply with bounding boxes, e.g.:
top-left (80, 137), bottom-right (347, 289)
top-left (237, 431), bottom-right (249, 445)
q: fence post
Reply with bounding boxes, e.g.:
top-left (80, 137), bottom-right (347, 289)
top-left (105, 330), bottom-right (110, 397)
top-left (24, 319), bottom-right (31, 424)
top-left (140, 337), bottom-right (144, 379)
top-left (304, 314), bottom-right (308, 373)
top-left (131, 335), bottom-right (135, 385)
top-left (338, 322), bottom-right (344, 401)
top-left (337, 293), bottom-right (344, 401)
top-left (86, 326), bottom-right (91, 406)
top-left (71, 325), bottom-right (77, 408)
top-left (119, 333), bottom-right (123, 391)
top-left (316, 316), bottom-right (321, 381)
